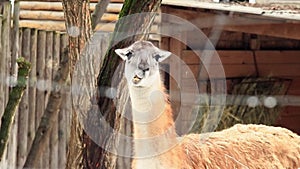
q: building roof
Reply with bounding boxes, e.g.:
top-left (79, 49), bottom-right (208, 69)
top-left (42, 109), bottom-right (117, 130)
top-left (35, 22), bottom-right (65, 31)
top-left (162, 0), bottom-right (300, 21)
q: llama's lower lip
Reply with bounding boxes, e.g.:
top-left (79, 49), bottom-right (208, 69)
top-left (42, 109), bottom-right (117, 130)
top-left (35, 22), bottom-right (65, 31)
top-left (133, 75), bottom-right (142, 84)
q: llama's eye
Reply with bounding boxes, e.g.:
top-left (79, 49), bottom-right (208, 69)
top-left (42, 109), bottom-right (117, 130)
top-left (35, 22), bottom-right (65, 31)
top-left (154, 54), bottom-right (161, 62)
top-left (126, 51), bottom-right (133, 60)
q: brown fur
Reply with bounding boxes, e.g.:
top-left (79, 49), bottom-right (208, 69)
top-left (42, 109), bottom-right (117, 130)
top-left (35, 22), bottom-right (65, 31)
top-left (182, 124), bottom-right (300, 169)
top-left (133, 85), bottom-right (300, 169)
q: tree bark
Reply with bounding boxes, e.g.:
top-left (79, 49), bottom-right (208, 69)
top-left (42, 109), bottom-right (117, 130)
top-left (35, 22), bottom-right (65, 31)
top-left (83, 0), bottom-right (162, 169)
top-left (63, 0), bottom-right (92, 169)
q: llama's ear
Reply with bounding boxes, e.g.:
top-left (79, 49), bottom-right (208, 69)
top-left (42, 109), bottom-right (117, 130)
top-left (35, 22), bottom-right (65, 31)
top-left (115, 48), bottom-right (132, 60)
top-left (155, 49), bottom-right (172, 62)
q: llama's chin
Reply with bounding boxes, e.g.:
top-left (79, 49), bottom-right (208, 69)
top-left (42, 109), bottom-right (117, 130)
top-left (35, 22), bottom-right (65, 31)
top-left (132, 82), bottom-right (148, 88)
top-left (131, 79), bottom-right (147, 88)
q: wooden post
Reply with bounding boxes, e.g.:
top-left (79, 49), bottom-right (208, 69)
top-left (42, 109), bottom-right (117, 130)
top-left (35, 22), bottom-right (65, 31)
top-left (34, 31), bottom-right (46, 169)
top-left (28, 29), bottom-right (37, 150)
top-left (58, 33), bottom-right (68, 169)
top-left (160, 5), bottom-right (190, 135)
top-left (17, 28), bottom-right (31, 168)
top-left (4, 2), bottom-right (11, 109)
top-left (169, 37), bottom-right (186, 135)
top-left (49, 31), bottom-right (60, 169)
top-left (45, 31), bottom-right (53, 105)
top-left (58, 85), bottom-right (70, 169)
top-left (7, 108), bottom-right (18, 169)
top-left (0, 2), bottom-right (11, 126)
top-left (11, 0), bottom-right (20, 78)
top-left (35, 30), bottom-right (46, 130)
top-left (43, 31), bottom-right (53, 169)
top-left (0, 14), bottom-right (4, 126)
top-left (40, 31), bottom-right (54, 169)
top-left (6, 28), bottom-right (22, 169)
top-left (0, 3), bottom-right (13, 167)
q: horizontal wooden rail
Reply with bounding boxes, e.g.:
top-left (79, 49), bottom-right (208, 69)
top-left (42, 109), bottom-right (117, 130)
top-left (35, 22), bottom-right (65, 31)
top-left (180, 50), bottom-right (300, 79)
top-left (20, 1), bottom-right (123, 13)
top-left (20, 10), bottom-right (119, 22)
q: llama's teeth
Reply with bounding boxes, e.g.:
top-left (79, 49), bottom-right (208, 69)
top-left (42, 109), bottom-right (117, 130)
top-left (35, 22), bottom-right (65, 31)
top-left (133, 75), bottom-right (141, 83)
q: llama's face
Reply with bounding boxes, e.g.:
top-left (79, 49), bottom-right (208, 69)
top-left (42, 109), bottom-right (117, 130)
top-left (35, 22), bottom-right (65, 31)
top-left (115, 41), bottom-right (171, 87)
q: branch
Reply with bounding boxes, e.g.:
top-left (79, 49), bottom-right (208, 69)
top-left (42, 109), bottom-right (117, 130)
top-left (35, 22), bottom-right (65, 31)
top-left (23, 49), bottom-right (69, 168)
top-left (0, 57), bottom-right (31, 161)
top-left (91, 0), bottom-right (110, 30)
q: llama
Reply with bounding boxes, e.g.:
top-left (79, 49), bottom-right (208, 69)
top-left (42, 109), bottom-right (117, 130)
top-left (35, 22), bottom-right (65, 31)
top-left (115, 40), bottom-right (300, 169)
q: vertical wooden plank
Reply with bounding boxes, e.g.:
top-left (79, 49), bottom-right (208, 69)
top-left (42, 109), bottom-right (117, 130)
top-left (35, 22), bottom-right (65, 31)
top-left (0, 2), bottom-right (11, 126)
top-left (7, 16), bottom-right (22, 166)
top-left (7, 117), bottom-right (18, 169)
top-left (52, 32), bottom-right (61, 83)
top-left (11, 0), bottom-right (20, 80)
top-left (169, 37), bottom-right (186, 135)
top-left (40, 31), bottom-right (53, 169)
top-left (58, 33), bottom-right (69, 169)
top-left (27, 29), bottom-right (37, 150)
top-left (0, 4), bottom-right (10, 167)
top-left (17, 28), bottom-right (31, 168)
top-left (0, 15), bottom-right (6, 168)
top-left (58, 87), bottom-right (71, 169)
top-left (45, 31), bottom-right (53, 105)
top-left (160, 37), bottom-right (170, 89)
top-left (19, 28), bottom-right (23, 62)
top-left (3, 2), bottom-right (11, 110)
top-left (0, 15), bottom-right (4, 125)
top-left (36, 30), bottom-right (46, 169)
top-left (6, 30), bottom-right (22, 169)
top-left (50, 32), bottom-right (60, 169)
top-left (35, 30), bottom-right (46, 130)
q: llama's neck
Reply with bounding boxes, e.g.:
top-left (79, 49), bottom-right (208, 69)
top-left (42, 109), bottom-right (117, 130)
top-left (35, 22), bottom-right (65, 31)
top-left (129, 75), bottom-right (176, 139)
top-left (130, 83), bottom-right (167, 123)
top-left (129, 75), bottom-right (184, 168)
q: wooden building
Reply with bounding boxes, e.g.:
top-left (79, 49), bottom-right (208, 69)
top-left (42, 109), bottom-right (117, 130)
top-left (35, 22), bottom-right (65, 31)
top-left (160, 0), bottom-right (300, 134)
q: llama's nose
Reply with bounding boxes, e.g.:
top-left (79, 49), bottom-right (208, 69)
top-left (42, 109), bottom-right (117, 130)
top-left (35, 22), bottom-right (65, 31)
top-left (138, 63), bottom-right (149, 72)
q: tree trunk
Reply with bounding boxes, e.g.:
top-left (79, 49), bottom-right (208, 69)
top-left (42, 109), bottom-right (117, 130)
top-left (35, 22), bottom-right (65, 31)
top-left (62, 0), bottom-right (92, 169)
top-left (83, 0), bottom-right (162, 169)
top-left (64, 0), bottom-right (161, 169)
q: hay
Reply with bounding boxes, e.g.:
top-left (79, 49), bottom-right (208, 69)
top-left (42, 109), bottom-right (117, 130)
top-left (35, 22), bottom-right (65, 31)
top-left (190, 77), bottom-right (290, 133)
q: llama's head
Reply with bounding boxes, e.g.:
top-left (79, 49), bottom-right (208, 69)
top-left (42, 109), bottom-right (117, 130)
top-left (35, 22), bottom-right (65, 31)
top-left (115, 40), bottom-right (171, 87)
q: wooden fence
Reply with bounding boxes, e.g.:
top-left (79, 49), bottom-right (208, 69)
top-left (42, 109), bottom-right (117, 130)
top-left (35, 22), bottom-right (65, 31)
top-left (0, 2), bottom-right (109, 168)
top-left (0, 21), bottom-right (72, 169)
